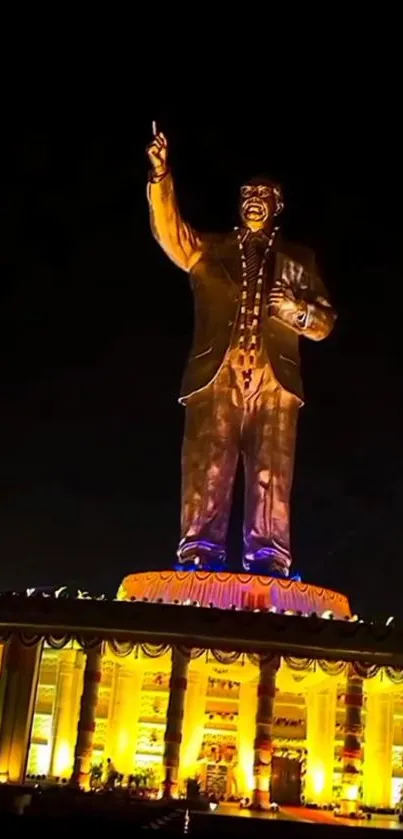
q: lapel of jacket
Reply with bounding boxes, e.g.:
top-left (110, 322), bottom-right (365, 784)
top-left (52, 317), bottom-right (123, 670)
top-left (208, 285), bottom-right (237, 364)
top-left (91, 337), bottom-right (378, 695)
top-left (211, 229), bottom-right (305, 292)
top-left (273, 232), bottom-right (287, 284)
top-left (212, 231), bottom-right (242, 289)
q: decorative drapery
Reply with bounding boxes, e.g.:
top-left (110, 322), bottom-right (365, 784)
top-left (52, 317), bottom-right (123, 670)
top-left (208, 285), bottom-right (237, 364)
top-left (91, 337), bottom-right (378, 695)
top-left (47, 634), bottom-right (72, 650)
top-left (18, 632), bottom-right (43, 647)
top-left (209, 649), bottom-right (243, 665)
top-left (180, 646), bottom-right (205, 660)
top-left (117, 570), bottom-right (351, 618)
top-left (317, 659), bottom-right (347, 676)
top-left (350, 662), bottom-right (379, 680)
top-left (108, 639), bottom-right (135, 657)
top-left (384, 666), bottom-right (403, 684)
top-left (247, 652), bottom-right (280, 667)
top-left (284, 656), bottom-right (315, 672)
top-left (3, 631), bottom-right (403, 684)
top-left (140, 643), bottom-right (170, 658)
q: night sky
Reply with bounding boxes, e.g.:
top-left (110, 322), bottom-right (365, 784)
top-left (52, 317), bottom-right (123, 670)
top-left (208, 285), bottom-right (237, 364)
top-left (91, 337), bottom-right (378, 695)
top-left (1, 99), bottom-right (402, 618)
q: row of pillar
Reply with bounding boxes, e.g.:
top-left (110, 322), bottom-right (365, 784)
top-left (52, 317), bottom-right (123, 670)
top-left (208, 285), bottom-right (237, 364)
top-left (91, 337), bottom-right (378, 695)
top-left (0, 639), bottom-right (279, 804)
top-left (0, 638), bottom-right (397, 809)
top-left (0, 637), bottom-right (103, 790)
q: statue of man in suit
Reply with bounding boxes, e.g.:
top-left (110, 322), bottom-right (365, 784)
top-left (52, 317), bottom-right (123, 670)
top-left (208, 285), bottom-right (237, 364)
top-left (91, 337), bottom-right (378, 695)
top-left (147, 131), bottom-right (336, 577)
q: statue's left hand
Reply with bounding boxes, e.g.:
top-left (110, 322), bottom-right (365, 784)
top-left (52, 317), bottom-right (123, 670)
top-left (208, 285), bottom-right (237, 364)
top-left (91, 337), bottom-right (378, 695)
top-left (268, 288), bottom-right (300, 318)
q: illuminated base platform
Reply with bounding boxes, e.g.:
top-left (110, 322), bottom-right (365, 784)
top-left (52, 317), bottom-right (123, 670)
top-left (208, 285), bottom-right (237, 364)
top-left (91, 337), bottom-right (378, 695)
top-left (117, 571), bottom-right (351, 620)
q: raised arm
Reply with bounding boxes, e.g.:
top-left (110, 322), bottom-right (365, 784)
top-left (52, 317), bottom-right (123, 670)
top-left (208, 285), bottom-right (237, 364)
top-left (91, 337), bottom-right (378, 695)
top-left (269, 252), bottom-right (337, 341)
top-left (146, 131), bottom-right (202, 272)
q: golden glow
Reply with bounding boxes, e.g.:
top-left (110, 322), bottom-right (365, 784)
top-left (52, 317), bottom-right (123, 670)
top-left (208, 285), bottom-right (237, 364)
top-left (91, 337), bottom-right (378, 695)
top-left (52, 741), bottom-right (72, 777)
top-left (363, 689), bottom-right (394, 808)
top-left (117, 571), bottom-right (351, 620)
top-left (311, 766), bottom-right (325, 796)
top-left (180, 719), bottom-right (205, 777)
top-left (25, 649), bottom-right (82, 781)
top-left (117, 729), bottom-right (129, 755)
top-left (29, 742), bottom-right (52, 776)
top-left (179, 671), bottom-right (207, 781)
top-left (113, 726), bottom-right (131, 771)
top-left (105, 667), bottom-right (144, 776)
top-left (236, 681), bottom-right (258, 796)
top-left (238, 746), bottom-right (255, 796)
top-left (135, 754), bottom-right (162, 766)
top-left (0, 636), bottom-right (399, 803)
top-left (344, 783), bottom-right (359, 802)
top-left (304, 685), bottom-right (336, 806)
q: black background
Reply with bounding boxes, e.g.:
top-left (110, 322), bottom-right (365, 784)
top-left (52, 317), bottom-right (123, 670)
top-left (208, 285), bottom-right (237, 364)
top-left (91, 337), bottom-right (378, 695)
top-left (1, 81), bottom-right (402, 618)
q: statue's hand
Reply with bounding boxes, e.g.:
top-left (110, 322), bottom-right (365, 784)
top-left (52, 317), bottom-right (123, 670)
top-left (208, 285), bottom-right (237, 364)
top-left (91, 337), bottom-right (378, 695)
top-left (269, 288), bottom-right (299, 318)
top-left (147, 131), bottom-right (168, 178)
top-left (269, 288), bottom-right (308, 327)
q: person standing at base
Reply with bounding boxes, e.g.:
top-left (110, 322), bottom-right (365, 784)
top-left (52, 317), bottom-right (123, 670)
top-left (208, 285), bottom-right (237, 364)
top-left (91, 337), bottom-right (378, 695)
top-left (146, 130), bottom-right (336, 577)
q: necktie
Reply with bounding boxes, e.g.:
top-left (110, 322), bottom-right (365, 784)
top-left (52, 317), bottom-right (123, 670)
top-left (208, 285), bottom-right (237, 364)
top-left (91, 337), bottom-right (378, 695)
top-left (245, 234), bottom-right (263, 285)
top-left (244, 234), bottom-right (265, 344)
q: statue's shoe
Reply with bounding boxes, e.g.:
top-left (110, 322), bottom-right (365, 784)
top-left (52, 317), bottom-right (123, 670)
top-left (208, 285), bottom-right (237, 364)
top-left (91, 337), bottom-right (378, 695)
top-left (242, 556), bottom-right (289, 578)
top-left (175, 553), bottom-right (226, 573)
top-left (176, 541), bottom-right (226, 572)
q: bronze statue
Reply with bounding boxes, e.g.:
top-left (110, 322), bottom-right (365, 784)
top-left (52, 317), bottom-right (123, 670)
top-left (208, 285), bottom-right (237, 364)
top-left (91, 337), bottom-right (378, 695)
top-left (147, 130), bottom-right (336, 577)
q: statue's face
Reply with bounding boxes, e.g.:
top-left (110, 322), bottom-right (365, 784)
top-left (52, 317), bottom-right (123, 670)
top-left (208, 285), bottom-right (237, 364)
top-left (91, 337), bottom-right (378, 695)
top-left (239, 184), bottom-right (275, 230)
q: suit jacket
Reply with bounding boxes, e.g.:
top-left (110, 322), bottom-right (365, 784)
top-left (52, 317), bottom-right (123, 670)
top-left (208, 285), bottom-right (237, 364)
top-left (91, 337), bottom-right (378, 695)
top-left (148, 173), bottom-right (336, 403)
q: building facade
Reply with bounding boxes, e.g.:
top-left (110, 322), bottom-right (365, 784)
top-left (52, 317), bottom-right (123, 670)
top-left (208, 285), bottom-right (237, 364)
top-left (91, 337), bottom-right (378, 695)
top-left (0, 571), bottom-right (402, 812)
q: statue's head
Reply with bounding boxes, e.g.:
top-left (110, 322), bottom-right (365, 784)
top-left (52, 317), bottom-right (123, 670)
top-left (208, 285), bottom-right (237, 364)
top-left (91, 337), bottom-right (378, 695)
top-left (239, 176), bottom-right (284, 232)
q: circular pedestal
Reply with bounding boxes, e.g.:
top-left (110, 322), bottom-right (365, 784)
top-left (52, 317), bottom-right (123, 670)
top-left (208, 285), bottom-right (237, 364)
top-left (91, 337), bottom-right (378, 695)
top-left (117, 571), bottom-right (351, 619)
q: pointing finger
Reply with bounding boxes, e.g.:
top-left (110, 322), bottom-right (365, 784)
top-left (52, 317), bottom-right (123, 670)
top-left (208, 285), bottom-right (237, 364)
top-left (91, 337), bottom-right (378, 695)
top-left (155, 134), bottom-right (166, 150)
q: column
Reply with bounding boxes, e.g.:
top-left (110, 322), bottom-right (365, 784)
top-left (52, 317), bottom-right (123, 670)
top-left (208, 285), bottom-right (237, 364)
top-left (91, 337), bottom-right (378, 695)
top-left (162, 647), bottom-right (190, 798)
top-left (339, 666), bottom-right (364, 816)
top-left (252, 656), bottom-right (279, 810)
top-left (70, 643), bottom-right (103, 790)
top-left (305, 682), bottom-right (337, 805)
top-left (49, 650), bottom-right (77, 778)
top-left (179, 668), bottom-right (207, 784)
top-left (70, 650), bottom-right (86, 740)
top-left (0, 643), bottom-right (6, 724)
top-left (103, 661), bottom-right (118, 761)
top-left (363, 692), bottom-right (394, 809)
top-left (237, 678), bottom-right (259, 798)
top-left (0, 634), bottom-right (43, 783)
top-left (108, 664), bottom-right (143, 776)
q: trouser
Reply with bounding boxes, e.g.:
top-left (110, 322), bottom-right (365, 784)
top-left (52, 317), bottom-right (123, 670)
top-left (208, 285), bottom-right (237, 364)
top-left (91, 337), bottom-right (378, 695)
top-left (177, 352), bottom-right (300, 575)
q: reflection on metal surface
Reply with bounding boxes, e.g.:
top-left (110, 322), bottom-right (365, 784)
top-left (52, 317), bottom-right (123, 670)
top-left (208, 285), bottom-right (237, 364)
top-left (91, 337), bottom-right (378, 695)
top-left (147, 131), bottom-right (336, 577)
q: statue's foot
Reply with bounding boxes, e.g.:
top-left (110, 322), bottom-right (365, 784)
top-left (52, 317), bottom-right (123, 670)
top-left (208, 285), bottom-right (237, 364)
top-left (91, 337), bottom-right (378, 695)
top-left (175, 555), bottom-right (226, 572)
top-left (243, 562), bottom-right (288, 578)
top-left (175, 554), bottom-right (210, 571)
top-left (176, 542), bottom-right (226, 572)
top-left (243, 550), bottom-right (289, 578)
